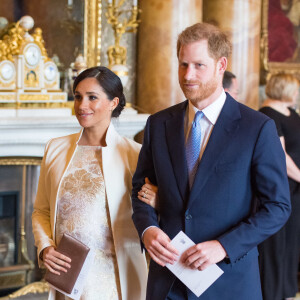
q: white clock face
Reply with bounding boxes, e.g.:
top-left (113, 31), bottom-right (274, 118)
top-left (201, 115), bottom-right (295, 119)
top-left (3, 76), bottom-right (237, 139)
top-left (0, 61), bottom-right (15, 81)
top-left (24, 44), bottom-right (41, 67)
top-left (44, 62), bottom-right (57, 82)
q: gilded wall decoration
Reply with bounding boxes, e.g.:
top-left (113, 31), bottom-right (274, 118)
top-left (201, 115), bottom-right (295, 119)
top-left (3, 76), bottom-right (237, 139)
top-left (261, 0), bottom-right (300, 80)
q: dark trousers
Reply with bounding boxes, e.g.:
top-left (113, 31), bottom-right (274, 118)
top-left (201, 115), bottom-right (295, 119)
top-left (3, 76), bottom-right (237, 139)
top-left (166, 279), bottom-right (187, 300)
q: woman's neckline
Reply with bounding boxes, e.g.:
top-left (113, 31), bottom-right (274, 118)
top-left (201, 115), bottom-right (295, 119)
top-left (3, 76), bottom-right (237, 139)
top-left (77, 144), bottom-right (102, 147)
top-left (262, 105), bottom-right (292, 117)
top-left (261, 98), bottom-right (293, 116)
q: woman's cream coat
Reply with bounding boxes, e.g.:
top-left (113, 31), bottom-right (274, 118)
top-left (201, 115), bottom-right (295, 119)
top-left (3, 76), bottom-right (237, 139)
top-left (32, 123), bottom-right (147, 300)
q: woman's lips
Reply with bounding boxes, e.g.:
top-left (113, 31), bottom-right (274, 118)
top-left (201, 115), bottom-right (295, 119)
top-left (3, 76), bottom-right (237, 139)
top-left (79, 112), bottom-right (93, 117)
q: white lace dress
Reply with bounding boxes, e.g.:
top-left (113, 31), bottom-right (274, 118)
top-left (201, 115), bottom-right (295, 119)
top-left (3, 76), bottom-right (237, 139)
top-left (55, 145), bottom-right (121, 300)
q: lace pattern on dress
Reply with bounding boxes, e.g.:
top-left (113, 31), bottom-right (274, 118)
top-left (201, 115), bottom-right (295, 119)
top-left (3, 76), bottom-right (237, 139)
top-left (55, 145), bottom-right (121, 300)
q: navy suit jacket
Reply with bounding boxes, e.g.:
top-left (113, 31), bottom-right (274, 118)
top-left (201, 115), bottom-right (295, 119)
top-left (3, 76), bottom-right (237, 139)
top-left (132, 95), bottom-right (291, 300)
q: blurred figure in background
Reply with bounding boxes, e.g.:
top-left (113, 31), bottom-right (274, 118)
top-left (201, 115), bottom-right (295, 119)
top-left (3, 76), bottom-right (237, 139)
top-left (259, 73), bottom-right (300, 300)
top-left (222, 70), bottom-right (239, 99)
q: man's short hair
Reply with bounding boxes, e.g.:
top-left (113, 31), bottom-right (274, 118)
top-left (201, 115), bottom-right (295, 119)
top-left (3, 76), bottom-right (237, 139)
top-left (223, 71), bottom-right (236, 89)
top-left (177, 22), bottom-right (232, 61)
top-left (265, 73), bottom-right (299, 103)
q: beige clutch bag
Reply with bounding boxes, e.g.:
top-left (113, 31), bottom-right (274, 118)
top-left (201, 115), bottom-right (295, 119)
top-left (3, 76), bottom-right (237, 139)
top-left (44, 233), bottom-right (90, 294)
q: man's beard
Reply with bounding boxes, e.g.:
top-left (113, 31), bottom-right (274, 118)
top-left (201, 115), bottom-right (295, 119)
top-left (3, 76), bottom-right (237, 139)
top-left (180, 75), bottom-right (219, 104)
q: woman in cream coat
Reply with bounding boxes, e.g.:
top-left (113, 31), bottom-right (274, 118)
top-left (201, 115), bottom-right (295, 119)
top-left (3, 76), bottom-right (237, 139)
top-left (32, 66), bottom-right (147, 300)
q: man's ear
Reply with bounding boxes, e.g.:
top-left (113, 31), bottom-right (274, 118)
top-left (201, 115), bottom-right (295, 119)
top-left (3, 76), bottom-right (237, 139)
top-left (217, 57), bottom-right (227, 74)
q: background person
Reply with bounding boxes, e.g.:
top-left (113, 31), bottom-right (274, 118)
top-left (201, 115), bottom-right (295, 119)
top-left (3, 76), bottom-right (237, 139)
top-left (32, 66), bottom-right (147, 300)
top-left (222, 70), bottom-right (239, 99)
top-left (131, 22), bottom-right (291, 300)
top-left (259, 73), bottom-right (300, 300)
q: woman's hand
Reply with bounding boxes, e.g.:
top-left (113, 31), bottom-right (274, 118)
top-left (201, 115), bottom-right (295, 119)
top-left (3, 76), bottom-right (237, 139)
top-left (42, 246), bottom-right (71, 275)
top-left (138, 177), bottom-right (158, 209)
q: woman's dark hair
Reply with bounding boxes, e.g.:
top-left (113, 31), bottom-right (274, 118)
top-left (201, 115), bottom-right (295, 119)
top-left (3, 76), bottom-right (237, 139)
top-left (73, 66), bottom-right (126, 117)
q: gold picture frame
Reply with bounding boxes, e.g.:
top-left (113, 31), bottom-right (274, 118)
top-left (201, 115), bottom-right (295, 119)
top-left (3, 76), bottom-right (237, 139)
top-left (261, 0), bottom-right (300, 81)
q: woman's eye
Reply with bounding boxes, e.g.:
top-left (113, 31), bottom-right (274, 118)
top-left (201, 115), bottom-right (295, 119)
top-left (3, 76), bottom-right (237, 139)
top-left (89, 95), bottom-right (97, 100)
top-left (74, 95), bottom-right (81, 100)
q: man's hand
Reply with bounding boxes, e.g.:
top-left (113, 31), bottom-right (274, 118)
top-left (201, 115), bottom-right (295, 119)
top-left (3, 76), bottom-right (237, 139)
top-left (43, 246), bottom-right (71, 275)
top-left (181, 240), bottom-right (227, 271)
top-left (143, 227), bottom-right (179, 267)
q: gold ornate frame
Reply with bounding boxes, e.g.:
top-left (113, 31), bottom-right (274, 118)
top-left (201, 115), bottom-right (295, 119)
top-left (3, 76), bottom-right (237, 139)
top-left (261, 0), bottom-right (300, 80)
top-left (84, 0), bottom-right (102, 67)
top-left (0, 281), bottom-right (49, 299)
top-left (0, 158), bottom-right (42, 298)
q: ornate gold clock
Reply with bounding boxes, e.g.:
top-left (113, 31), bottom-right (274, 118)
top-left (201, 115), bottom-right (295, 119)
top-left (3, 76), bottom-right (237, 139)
top-left (0, 60), bottom-right (16, 90)
top-left (24, 43), bottom-right (41, 67)
top-left (0, 16), bottom-right (66, 104)
top-left (44, 61), bottom-right (59, 89)
top-left (21, 42), bottom-right (43, 90)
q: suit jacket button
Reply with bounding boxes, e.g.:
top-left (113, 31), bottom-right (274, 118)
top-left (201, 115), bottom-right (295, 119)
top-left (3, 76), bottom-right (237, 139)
top-left (185, 214), bottom-right (192, 220)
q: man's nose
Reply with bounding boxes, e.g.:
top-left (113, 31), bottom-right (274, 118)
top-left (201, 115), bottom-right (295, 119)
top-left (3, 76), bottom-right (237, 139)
top-left (184, 65), bottom-right (195, 81)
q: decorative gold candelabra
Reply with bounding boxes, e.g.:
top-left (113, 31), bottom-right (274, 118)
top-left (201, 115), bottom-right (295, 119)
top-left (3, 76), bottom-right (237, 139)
top-left (105, 0), bottom-right (141, 69)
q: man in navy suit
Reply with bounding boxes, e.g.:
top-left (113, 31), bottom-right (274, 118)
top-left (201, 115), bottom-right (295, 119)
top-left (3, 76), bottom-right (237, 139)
top-left (132, 22), bottom-right (291, 300)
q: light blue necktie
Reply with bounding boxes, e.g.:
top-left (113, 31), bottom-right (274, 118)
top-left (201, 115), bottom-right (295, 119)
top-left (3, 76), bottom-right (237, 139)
top-left (186, 111), bottom-right (204, 188)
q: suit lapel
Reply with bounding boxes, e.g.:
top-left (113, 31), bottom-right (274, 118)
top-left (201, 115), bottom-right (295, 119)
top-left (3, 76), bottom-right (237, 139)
top-left (165, 101), bottom-right (189, 201)
top-left (189, 96), bottom-right (241, 206)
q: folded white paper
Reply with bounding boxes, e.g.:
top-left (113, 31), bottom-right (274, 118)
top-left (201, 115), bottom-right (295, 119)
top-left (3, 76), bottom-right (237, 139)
top-left (166, 231), bottom-right (224, 297)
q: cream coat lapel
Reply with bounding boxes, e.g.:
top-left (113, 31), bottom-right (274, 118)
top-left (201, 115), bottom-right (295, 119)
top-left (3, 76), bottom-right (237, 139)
top-left (49, 130), bottom-right (83, 240)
